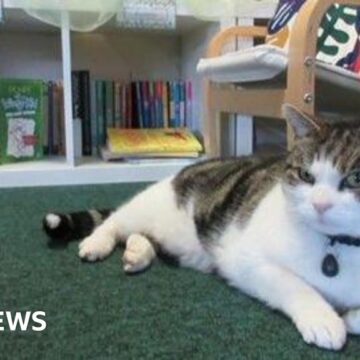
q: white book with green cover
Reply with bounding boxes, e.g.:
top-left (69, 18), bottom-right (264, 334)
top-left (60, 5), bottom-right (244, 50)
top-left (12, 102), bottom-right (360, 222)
top-left (0, 79), bottom-right (45, 163)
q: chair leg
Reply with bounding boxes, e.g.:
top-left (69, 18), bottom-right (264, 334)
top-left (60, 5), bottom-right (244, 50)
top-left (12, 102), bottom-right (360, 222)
top-left (204, 82), bottom-right (221, 158)
top-left (204, 109), bottom-right (221, 158)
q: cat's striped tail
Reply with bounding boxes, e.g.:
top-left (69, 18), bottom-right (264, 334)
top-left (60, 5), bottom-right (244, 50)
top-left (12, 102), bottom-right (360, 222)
top-left (43, 209), bottom-right (113, 242)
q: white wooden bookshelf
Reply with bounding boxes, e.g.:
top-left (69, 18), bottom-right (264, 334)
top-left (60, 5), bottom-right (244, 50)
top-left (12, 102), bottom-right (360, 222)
top-left (0, 157), bottom-right (198, 188)
top-left (0, 0), bottom-right (277, 188)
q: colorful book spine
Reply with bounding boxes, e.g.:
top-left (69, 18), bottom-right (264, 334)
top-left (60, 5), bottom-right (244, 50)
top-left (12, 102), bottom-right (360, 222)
top-left (42, 81), bottom-right (49, 155)
top-left (130, 82), bottom-right (138, 128)
top-left (174, 81), bottom-right (181, 127)
top-left (114, 81), bottom-right (121, 128)
top-left (105, 80), bottom-right (114, 129)
top-left (121, 83), bottom-right (127, 128)
top-left (180, 81), bottom-right (186, 127)
top-left (71, 70), bottom-right (92, 156)
top-left (47, 81), bottom-right (54, 154)
top-left (168, 81), bottom-right (175, 128)
top-left (52, 81), bottom-right (60, 154)
top-left (162, 81), bottom-right (169, 128)
top-left (127, 83), bottom-right (134, 128)
top-left (142, 81), bottom-right (150, 128)
top-left (79, 70), bottom-right (92, 156)
top-left (90, 79), bottom-right (98, 155)
top-left (146, 81), bottom-right (152, 128)
top-left (95, 80), bottom-right (105, 149)
top-left (57, 82), bottom-right (65, 156)
top-left (155, 81), bottom-right (163, 128)
top-left (135, 81), bottom-right (144, 128)
top-left (186, 81), bottom-right (193, 128)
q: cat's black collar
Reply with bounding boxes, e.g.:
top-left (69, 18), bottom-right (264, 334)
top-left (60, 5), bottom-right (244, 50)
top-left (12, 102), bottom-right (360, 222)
top-left (322, 235), bottom-right (360, 278)
top-left (328, 235), bottom-right (360, 247)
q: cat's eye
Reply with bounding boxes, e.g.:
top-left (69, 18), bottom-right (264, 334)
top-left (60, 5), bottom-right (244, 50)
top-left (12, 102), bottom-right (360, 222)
top-left (341, 171), bottom-right (360, 189)
top-left (298, 168), bottom-right (315, 184)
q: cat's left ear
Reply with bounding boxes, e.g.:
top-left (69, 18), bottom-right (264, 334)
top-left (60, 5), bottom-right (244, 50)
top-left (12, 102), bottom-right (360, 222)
top-left (282, 104), bottom-right (322, 138)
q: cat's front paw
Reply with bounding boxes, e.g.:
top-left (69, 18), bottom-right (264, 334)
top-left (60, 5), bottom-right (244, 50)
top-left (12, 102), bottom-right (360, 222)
top-left (294, 308), bottom-right (346, 350)
top-left (79, 234), bottom-right (115, 262)
top-left (122, 234), bottom-right (156, 273)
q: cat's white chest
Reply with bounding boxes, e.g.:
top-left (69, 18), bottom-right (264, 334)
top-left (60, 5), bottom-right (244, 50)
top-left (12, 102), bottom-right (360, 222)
top-left (281, 233), bottom-right (360, 309)
top-left (223, 184), bottom-right (360, 310)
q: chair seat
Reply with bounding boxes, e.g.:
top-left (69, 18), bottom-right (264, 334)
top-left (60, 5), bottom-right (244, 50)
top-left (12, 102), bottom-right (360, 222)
top-left (197, 45), bottom-right (360, 114)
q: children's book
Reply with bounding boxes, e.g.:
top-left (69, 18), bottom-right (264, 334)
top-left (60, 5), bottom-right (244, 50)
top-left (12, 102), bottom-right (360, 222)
top-left (0, 79), bottom-right (45, 163)
top-left (104, 128), bottom-right (202, 158)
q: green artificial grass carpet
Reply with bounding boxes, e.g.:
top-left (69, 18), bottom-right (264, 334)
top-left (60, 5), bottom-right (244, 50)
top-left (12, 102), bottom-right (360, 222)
top-left (1, 183), bottom-right (360, 359)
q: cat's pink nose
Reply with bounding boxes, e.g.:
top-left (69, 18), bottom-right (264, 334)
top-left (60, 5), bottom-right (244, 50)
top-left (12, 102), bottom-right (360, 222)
top-left (312, 201), bottom-right (333, 214)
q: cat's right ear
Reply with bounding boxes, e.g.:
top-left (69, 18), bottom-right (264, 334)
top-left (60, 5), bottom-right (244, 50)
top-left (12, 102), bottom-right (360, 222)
top-left (282, 104), bottom-right (321, 138)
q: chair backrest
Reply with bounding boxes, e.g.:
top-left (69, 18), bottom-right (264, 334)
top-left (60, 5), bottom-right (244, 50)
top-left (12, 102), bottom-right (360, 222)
top-left (267, 1), bottom-right (360, 73)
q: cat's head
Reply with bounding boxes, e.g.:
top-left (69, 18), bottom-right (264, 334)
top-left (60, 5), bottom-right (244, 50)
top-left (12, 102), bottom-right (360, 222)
top-left (282, 105), bottom-right (360, 237)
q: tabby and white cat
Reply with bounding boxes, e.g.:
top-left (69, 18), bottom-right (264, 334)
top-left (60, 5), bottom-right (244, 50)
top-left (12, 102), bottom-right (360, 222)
top-left (43, 105), bottom-right (360, 350)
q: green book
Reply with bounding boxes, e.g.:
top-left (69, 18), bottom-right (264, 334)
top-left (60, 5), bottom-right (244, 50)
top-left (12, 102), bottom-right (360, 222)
top-left (0, 79), bottom-right (45, 164)
top-left (105, 80), bottom-right (114, 128)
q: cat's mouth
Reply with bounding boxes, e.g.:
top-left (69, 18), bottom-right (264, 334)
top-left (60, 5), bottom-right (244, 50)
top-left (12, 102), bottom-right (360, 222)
top-left (306, 215), bottom-right (345, 237)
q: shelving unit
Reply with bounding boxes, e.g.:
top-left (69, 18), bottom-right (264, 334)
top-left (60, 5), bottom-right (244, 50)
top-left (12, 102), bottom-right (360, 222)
top-left (0, 0), bottom-right (277, 188)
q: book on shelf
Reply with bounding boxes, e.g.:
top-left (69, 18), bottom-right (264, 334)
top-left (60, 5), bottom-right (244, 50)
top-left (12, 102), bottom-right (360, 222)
top-left (101, 127), bottom-right (203, 161)
top-left (0, 79), bottom-right (45, 163)
top-left (72, 70), bottom-right (92, 156)
top-left (0, 74), bottom-right (195, 162)
top-left (0, 79), bottom-right (66, 160)
top-left (91, 78), bottom-right (193, 155)
top-left (46, 80), bottom-right (65, 157)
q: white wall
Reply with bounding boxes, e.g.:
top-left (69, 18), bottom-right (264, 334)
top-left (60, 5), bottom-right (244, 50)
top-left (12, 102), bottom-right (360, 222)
top-left (0, 32), bottom-right (62, 80)
top-left (72, 32), bottom-right (181, 81)
top-left (0, 31), bottom-right (182, 81)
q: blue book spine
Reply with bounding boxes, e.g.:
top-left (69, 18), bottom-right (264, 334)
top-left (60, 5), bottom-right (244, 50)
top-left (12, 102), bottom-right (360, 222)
top-left (90, 79), bottom-right (97, 155)
top-left (157, 81), bottom-right (164, 128)
top-left (150, 82), bottom-right (156, 128)
top-left (169, 81), bottom-right (175, 128)
top-left (95, 80), bottom-right (105, 151)
top-left (145, 81), bottom-right (151, 128)
top-left (101, 81), bottom-right (107, 144)
top-left (114, 82), bottom-right (121, 128)
top-left (140, 81), bottom-right (146, 128)
top-left (142, 81), bottom-right (150, 128)
top-left (174, 81), bottom-right (181, 127)
top-left (105, 80), bottom-right (114, 128)
top-left (135, 81), bottom-right (143, 128)
top-left (153, 82), bottom-right (159, 128)
top-left (180, 81), bottom-right (186, 127)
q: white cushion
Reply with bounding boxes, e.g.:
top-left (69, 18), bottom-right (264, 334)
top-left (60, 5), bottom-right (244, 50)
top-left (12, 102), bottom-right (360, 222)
top-left (197, 45), bottom-right (360, 94)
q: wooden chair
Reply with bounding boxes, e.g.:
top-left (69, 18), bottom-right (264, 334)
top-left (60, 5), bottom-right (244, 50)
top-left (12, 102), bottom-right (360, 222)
top-left (203, 0), bottom-right (360, 157)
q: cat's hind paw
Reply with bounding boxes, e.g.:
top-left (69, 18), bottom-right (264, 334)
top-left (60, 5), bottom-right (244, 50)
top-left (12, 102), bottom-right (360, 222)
top-left (294, 309), bottom-right (346, 350)
top-left (122, 234), bottom-right (156, 273)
